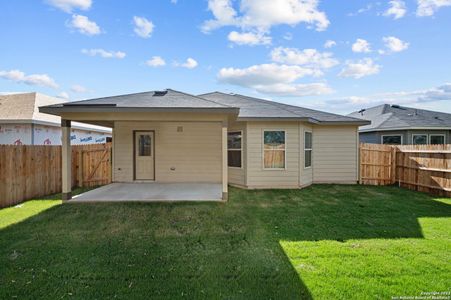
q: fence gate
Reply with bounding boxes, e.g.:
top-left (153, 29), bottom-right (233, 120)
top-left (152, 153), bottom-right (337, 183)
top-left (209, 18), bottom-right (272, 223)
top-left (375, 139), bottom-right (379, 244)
top-left (359, 143), bottom-right (396, 185)
top-left (75, 143), bottom-right (112, 188)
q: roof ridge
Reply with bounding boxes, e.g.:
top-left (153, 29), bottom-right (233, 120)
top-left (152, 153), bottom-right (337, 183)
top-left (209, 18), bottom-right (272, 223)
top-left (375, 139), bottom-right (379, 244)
top-left (65, 91), bottom-right (155, 104)
top-left (230, 92), bottom-right (365, 121)
top-left (168, 89), bottom-right (234, 108)
top-left (374, 112), bottom-right (394, 129)
top-left (207, 92), bottom-right (308, 119)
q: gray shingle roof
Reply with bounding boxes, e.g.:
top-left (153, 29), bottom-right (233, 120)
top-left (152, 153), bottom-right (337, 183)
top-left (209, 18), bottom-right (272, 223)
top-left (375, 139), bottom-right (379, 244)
top-left (348, 104), bottom-right (451, 131)
top-left (45, 89), bottom-right (233, 109)
top-left (200, 92), bottom-right (368, 124)
top-left (40, 89), bottom-right (368, 125)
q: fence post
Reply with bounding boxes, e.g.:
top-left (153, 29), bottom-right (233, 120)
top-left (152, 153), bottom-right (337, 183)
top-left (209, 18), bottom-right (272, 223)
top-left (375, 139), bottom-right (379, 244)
top-left (391, 146), bottom-right (397, 185)
top-left (359, 144), bottom-right (363, 184)
top-left (78, 149), bottom-right (83, 188)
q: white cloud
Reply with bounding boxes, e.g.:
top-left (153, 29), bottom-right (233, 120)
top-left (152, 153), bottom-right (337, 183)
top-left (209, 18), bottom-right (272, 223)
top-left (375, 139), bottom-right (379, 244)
top-left (217, 63), bottom-right (333, 96)
top-left (202, 0), bottom-right (329, 33)
top-left (283, 32), bottom-right (293, 40)
top-left (68, 14), bottom-right (101, 35)
top-left (70, 84), bottom-right (88, 93)
top-left (339, 58), bottom-right (381, 79)
top-left (270, 47), bottom-right (339, 73)
top-left (384, 0), bottom-right (407, 19)
top-left (328, 83), bottom-right (451, 111)
top-left (417, 0), bottom-right (451, 16)
top-left (324, 40), bottom-right (336, 48)
top-left (175, 58), bottom-right (198, 69)
top-left (58, 91), bottom-right (70, 99)
top-left (352, 38), bottom-right (371, 53)
top-left (0, 69), bottom-right (59, 89)
top-left (219, 64), bottom-right (317, 85)
top-left (382, 36), bottom-right (409, 53)
top-left (348, 3), bottom-right (374, 16)
top-left (228, 31), bottom-right (271, 46)
top-left (254, 83), bottom-right (333, 97)
top-left (81, 48), bottom-right (126, 59)
top-left (46, 0), bottom-right (91, 13)
top-left (146, 56), bottom-right (166, 67)
top-left (133, 16), bottom-right (154, 38)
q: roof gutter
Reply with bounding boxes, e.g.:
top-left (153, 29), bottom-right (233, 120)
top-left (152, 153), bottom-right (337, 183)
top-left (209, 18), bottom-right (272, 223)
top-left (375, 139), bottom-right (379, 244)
top-left (359, 126), bottom-right (451, 132)
top-left (237, 117), bottom-right (370, 125)
top-left (318, 120), bottom-right (371, 126)
top-left (39, 106), bottom-right (240, 116)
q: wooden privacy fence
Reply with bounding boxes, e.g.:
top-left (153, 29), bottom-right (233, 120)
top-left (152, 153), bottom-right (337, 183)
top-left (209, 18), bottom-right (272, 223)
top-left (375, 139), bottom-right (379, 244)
top-left (0, 143), bottom-right (112, 208)
top-left (360, 143), bottom-right (451, 197)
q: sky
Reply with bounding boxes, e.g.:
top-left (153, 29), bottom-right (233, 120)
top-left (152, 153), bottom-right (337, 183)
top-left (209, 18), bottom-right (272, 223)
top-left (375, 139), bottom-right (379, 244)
top-left (0, 0), bottom-right (451, 115)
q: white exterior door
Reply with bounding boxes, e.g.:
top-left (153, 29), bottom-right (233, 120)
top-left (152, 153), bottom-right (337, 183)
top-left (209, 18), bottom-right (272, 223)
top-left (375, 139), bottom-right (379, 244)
top-left (134, 131), bottom-right (155, 180)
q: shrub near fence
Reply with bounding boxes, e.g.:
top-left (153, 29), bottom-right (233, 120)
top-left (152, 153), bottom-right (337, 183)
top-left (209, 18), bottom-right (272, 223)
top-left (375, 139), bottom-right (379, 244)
top-left (360, 143), bottom-right (451, 197)
top-left (0, 143), bottom-right (111, 208)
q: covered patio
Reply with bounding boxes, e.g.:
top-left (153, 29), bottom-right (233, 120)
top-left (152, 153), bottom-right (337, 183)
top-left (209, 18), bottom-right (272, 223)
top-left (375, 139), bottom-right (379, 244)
top-left (39, 89), bottom-right (238, 202)
top-left (71, 183), bottom-right (223, 202)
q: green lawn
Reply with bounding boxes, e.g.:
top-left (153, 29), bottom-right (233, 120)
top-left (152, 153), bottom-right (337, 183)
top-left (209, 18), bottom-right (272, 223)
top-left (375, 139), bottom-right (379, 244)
top-left (0, 185), bottom-right (449, 299)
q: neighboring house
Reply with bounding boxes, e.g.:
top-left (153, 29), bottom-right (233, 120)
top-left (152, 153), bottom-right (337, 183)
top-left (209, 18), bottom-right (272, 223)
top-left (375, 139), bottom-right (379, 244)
top-left (40, 89), bottom-right (369, 200)
top-left (348, 104), bottom-right (451, 145)
top-left (0, 92), bottom-right (111, 145)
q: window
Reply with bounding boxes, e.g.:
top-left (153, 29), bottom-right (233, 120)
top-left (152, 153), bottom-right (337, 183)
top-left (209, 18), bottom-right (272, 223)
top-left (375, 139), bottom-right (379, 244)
top-left (304, 131), bottom-right (312, 168)
top-left (382, 135), bottom-right (402, 145)
top-left (430, 134), bottom-right (445, 144)
top-left (138, 135), bottom-right (152, 156)
top-left (412, 134), bottom-right (428, 145)
top-left (227, 131), bottom-right (242, 168)
top-left (263, 131), bottom-right (285, 169)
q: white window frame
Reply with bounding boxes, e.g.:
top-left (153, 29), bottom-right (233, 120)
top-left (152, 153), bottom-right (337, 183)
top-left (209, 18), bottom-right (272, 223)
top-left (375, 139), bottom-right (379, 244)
top-left (412, 134), bottom-right (428, 145)
top-left (429, 134), bottom-right (446, 145)
top-left (304, 130), bottom-right (312, 169)
top-left (227, 131), bottom-right (243, 169)
top-left (381, 134), bottom-right (403, 145)
top-left (262, 129), bottom-right (287, 170)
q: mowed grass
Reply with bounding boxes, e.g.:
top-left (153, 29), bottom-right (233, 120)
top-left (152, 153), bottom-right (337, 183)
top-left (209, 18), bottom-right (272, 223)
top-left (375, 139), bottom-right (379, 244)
top-left (0, 185), bottom-right (449, 299)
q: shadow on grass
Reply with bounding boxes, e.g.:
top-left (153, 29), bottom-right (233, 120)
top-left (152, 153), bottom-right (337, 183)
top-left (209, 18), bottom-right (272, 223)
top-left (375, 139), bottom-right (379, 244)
top-left (0, 184), bottom-right (449, 299)
top-left (0, 187), bottom-right (95, 230)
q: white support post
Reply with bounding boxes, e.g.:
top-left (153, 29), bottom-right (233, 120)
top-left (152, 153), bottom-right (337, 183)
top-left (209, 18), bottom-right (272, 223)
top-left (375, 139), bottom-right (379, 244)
top-left (222, 120), bottom-right (228, 201)
top-left (61, 119), bottom-right (72, 201)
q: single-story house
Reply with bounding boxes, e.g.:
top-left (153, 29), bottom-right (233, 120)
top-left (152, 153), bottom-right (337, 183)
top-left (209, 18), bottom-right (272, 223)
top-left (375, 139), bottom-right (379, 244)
top-left (0, 92), bottom-right (111, 145)
top-left (40, 89), bottom-right (369, 201)
top-left (348, 104), bottom-right (451, 145)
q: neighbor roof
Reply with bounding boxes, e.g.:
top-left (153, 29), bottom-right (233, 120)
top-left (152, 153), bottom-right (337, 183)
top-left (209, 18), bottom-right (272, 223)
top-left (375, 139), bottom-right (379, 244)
top-left (348, 104), bottom-right (451, 132)
top-left (0, 92), bottom-right (111, 132)
top-left (200, 92), bottom-right (369, 124)
top-left (40, 89), bottom-right (239, 114)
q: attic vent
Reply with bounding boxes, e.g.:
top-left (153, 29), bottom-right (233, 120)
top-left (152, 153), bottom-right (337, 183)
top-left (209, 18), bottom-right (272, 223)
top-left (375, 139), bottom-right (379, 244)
top-left (391, 104), bottom-right (401, 108)
top-left (153, 91), bottom-right (168, 96)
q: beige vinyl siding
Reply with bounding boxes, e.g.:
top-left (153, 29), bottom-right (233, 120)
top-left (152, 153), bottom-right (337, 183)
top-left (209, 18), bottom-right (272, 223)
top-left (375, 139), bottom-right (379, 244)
top-left (312, 125), bottom-right (359, 183)
top-left (300, 123), bottom-right (313, 187)
top-left (228, 121), bottom-right (246, 186)
top-left (113, 121), bottom-right (222, 183)
top-left (245, 122), bottom-right (300, 188)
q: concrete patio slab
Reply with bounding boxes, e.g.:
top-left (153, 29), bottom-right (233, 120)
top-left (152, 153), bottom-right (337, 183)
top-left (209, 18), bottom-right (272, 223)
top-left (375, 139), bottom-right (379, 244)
top-left (70, 183), bottom-right (223, 202)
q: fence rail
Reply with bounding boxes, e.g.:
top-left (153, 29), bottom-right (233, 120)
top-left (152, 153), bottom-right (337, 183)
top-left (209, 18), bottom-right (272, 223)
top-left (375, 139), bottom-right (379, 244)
top-left (0, 143), bottom-right (111, 208)
top-left (360, 143), bottom-right (451, 197)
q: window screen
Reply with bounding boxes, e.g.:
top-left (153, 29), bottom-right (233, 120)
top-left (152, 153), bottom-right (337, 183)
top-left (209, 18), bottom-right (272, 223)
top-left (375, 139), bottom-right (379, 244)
top-left (264, 131), bottom-right (285, 169)
top-left (430, 135), bottom-right (445, 144)
top-left (382, 135), bottom-right (402, 145)
top-left (228, 132), bottom-right (242, 167)
top-left (304, 132), bottom-right (312, 168)
top-left (412, 135), bottom-right (427, 145)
